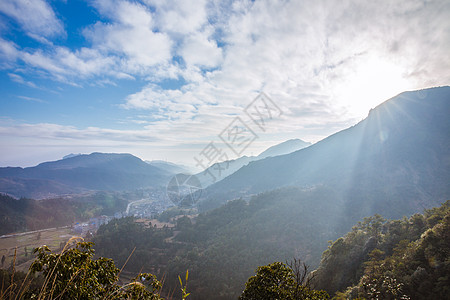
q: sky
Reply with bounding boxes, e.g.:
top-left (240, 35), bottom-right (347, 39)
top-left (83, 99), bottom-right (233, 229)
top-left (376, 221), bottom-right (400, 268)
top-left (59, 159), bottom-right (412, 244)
top-left (0, 0), bottom-right (449, 168)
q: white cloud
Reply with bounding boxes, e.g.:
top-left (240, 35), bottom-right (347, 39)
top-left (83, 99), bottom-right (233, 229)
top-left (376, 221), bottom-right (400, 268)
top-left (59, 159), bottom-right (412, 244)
top-left (0, 38), bottom-right (18, 62)
top-left (147, 0), bottom-right (208, 34)
top-left (16, 96), bottom-right (47, 103)
top-left (85, 0), bottom-right (173, 71)
top-left (0, 0), bottom-right (64, 39)
top-left (1, 0), bottom-right (450, 165)
top-left (8, 73), bottom-right (37, 88)
top-left (123, 84), bottom-right (184, 110)
top-left (0, 122), bottom-right (159, 142)
top-left (180, 29), bottom-right (223, 68)
top-left (14, 46), bottom-right (117, 84)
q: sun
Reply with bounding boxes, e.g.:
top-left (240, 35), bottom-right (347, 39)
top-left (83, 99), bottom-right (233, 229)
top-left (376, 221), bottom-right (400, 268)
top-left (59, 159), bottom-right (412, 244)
top-left (335, 57), bottom-right (412, 119)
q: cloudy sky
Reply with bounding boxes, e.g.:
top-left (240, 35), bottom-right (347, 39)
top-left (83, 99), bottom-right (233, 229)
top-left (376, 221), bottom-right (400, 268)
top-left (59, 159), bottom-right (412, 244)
top-left (0, 0), bottom-right (449, 168)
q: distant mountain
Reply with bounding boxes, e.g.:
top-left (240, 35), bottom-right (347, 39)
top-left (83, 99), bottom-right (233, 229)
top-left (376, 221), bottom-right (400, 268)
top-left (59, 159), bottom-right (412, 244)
top-left (0, 177), bottom-right (83, 200)
top-left (195, 156), bottom-right (255, 189)
top-left (194, 139), bottom-right (311, 189)
top-left (202, 87), bottom-right (450, 219)
top-left (63, 153), bottom-right (82, 160)
top-left (146, 160), bottom-right (193, 175)
top-left (0, 153), bottom-right (170, 199)
top-left (257, 139), bottom-right (311, 159)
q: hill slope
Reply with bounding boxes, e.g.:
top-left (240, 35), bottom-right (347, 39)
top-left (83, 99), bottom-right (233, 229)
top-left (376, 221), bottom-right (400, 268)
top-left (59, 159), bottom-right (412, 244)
top-left (313, 200), bottom-right (450, 299)
top-left (202, 87), bottom-right (450, 219)
top-left (194, 139), bottom-right (310, 189)
top-left (257, 138), bottom-right (311, 159)
top-left (0, 153), bottom-right (170, 198)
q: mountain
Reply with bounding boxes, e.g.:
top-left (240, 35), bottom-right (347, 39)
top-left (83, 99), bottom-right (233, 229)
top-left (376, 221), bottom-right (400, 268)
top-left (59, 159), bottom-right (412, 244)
top-left (257, 138), bottom-right (311, 159)
top-left (202, 87), bottom-right (450, 219)
top-left (0, 153), bottom-right (170, 199)
top-left (62, 153), bottom-right (82, 159)
top-left (146, 160), bottom-right (193, 174)
top-left (313, 200), bottom-right (450, 299)
top-left (194, 139), bottom-right (311, 189)
top-left (194, 155), bottom-right (255, 189)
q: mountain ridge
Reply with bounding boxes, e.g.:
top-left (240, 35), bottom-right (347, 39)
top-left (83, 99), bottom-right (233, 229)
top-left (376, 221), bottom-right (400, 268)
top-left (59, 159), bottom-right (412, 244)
top-left (201, 87), bottom-right (450, 219)
top-left (194, 138), bottom-right (311, 188)
top-left (0, 153), bottom-right (170, 199)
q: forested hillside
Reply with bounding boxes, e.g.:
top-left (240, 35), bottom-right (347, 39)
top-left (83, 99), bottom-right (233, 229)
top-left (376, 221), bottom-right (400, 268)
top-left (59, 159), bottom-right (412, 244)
top-left (93, 195), bottom-right (450, 299)
top-left (93, 186), bottom-right (352, 299)
top-left (0, 192), bottom-right (128, 235)
top-left (313, 200), bottom-right (450, 299)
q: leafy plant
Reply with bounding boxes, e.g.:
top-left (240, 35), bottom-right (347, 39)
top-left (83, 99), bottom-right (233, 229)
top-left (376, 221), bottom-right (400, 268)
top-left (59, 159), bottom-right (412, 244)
top-left (178, 270), bottom-right (190, 300)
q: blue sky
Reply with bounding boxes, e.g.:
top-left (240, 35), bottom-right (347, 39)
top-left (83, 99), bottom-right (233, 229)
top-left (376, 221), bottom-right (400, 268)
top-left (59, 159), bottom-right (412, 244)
top-left (0, 0), bottom-right (449, 167)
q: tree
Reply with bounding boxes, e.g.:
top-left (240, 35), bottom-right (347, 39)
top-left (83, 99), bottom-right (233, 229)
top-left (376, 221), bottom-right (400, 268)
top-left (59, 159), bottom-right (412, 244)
top-left (29, 240), bottom-right (164, 299)
top-left (239, 261), bottom-right (329, 300)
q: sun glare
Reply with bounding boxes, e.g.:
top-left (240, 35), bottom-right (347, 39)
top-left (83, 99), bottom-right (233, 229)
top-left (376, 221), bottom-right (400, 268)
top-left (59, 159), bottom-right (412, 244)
top-left (336, 58), bottom-right (412, 119)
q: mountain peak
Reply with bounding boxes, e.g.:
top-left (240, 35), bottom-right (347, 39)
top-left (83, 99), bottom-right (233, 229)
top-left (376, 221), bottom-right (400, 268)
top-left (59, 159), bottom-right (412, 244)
top-left (62, 153), bottom-right (82, 160)
top-left (203, 87), bottom-right (450, 218)
top-left (257, 138), bottom-right (311, 159)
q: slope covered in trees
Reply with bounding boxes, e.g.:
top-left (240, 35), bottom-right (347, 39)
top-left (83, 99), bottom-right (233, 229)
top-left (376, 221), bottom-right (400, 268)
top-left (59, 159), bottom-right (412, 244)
top-left (93, 186), bottom-right (349, 299)
top-left (313, 200), bottom-right (450, 299)
top-left (0, 192), bottom-right (128, 235)
top-left (92, 195), bottom-right (450, 299)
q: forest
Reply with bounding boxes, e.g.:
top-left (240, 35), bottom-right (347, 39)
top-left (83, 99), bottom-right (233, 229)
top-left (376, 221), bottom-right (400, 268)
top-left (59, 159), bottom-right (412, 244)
top-left (1, 198), bottom-right (448, 299)
top-left (313, 200), bottom-right (450, 299)
top-left (92, 191), bottom-right (449, 299)
top-left (93, 186), bottom-right (344, 299)
top-left (0, 192), bottom-right (129, 235)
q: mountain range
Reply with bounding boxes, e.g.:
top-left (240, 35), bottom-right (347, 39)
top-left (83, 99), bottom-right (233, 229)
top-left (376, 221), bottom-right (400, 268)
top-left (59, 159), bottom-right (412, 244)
top-left (146, 160), bottom-right (193, 174)
top-left (201, 86), bottom-right (450, 219)
top-left (0, 139), bottom-right (310, 199)
top-left (0, 153), bottom-right (170, 199)
top-left (194, 138), bottom-right (311, 188)
top-left (1, 86), bottom-right (448, 219)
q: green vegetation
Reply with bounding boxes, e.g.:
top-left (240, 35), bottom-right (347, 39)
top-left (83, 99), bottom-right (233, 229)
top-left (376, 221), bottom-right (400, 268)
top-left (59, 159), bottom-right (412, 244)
top-left (313, 200), bottom-right (450, 299)
top-left (2, 198), bottom-right (449, 299)
top-left (93, 195), bottom-right (450, 299)
top-left (240, 261), bottom-right (329, 300)
top-left (1, 239), bottom-right (164, 299)
top-left (93, 217), bottom-right (173, 271)
top-left (0, 192), bottom-right (128, 235)
top-left (0, 240), bottom-right (331, 300)
top-left (157, 207), bottom-right (196, 222)
top-left (93, 186), bottom-right (344, 299)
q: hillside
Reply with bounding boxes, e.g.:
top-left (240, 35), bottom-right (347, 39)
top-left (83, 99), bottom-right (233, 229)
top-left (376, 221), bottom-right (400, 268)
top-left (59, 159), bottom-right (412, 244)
top-left (202, 87), bottom-right (450, 219)
top-left (93, 186), bottom-right (344, 300)
top-left (313, 200), bottom-right (450, 299)
top-left (0, 153), bottom-right (170, 199)
top-left (146, 160), bottom-right (193, 175)
top-left (194, 139), bottom-right (310, 189)
top-left (257, 138), bottom-right (311, 159)
top-left (0, 192), bottom-right (129, 235)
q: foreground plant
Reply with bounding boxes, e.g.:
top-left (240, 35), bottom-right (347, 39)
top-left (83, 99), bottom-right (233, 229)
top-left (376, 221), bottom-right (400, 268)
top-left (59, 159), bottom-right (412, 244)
top-left (239, 261), bottom-right (329, 300)
top-left (28, 238), bottom-right (164, 299)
